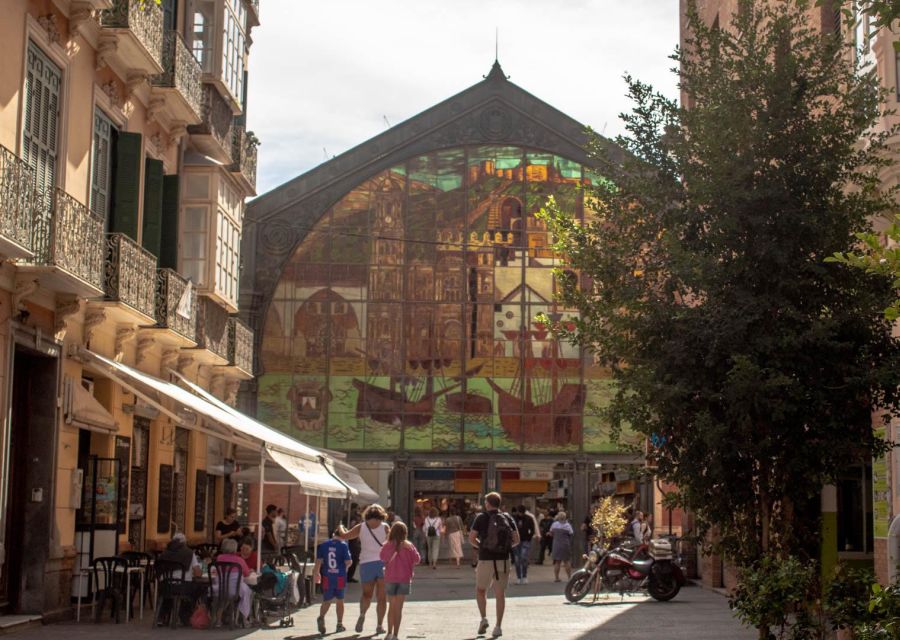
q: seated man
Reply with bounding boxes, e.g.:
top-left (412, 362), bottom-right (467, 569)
top-left (157, 533), bottom-right (205, 626)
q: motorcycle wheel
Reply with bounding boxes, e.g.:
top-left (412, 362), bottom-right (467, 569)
top-left (564, 570), bottom-right (593, 603)
top-left (648, 576), bottom-right (680, 602)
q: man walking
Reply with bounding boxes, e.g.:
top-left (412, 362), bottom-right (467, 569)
top-left (512, 505), bottom-right (535, 584)
top-left (469, 492), bottom-right (519, 638)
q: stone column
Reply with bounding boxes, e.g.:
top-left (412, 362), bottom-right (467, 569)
top-left (392, 457), bottom-right (412, 523)
top-left (483, 461), bottom-right (498, 497)
top-left (571, 458), bottom-right (591, 558)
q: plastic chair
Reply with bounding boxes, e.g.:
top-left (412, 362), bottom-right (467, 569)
top-left (209, 561), bottom-right (243, 629)
top-left (120, 552), bottom-right (151, 614)
top-left (91, 556), bottom-right (127, 624)
top-left (152, 559), bottom-right (196, 629)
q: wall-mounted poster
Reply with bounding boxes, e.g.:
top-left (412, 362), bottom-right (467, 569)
top-left (194, 470), bottom-right (207, 532)
top-left (157, 463), bottom-right (173, 534)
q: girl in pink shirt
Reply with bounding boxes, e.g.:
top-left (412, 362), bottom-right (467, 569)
top-left (379, 522), bottom-right (421, 640)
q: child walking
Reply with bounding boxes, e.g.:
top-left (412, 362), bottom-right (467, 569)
top-left (314, 526), bottom-right (352, 636)
top-left (379, 522), bottom-right (421, 640)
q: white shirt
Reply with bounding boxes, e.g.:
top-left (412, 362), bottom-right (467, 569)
top-left (360, 522), bottom-right (390, 564)
top-left (424, 516), bottom-right (442, 538)
top-left (274, 516), bottom-right (287, 544)
top-left (631, 520), bottom-right (642, 541)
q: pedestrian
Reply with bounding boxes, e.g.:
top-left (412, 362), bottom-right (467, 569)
top-left (274, 507), bottom-right (287, 551)
top-left (261, 504), bottom-right (278, 556)
top-left (444, 507), bottom-right (465, 568)
top-left (158, 532), bottom-right (204, 625)
top-left (581, 507), bottom-right (596, 550)
top-left (339, 504), bottom-right (390, 635)
top-left (424, 507), bottom-right (443, 570)
top-left (379, 522), bottom-right (421, 640)
top-left (411, 505), bottom-right (426, 560)
top-left (466, 504), bottom-right (482, 568)
top-left (629, 510), bottom-right (644, 542)
top-left (550, 511), bottom-right (574, 582)
top-left (642, 512), bottom-right (653, 543)
top-left (315, 526), bottom-right (352, 636)
top-left (538, 511), bottom-right (554, 564)
top-left (469, 491), bottom-right (519, 639)
top-left (347, 505), bottom-right (362, 583)
top-left (214, 507), bottom-right (242, 545)
top-left (524, 505), bottom-right (541, 564)
top-left (512, 505), bottom-right (535, 584)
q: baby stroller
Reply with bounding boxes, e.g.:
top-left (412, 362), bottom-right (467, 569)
top-left (251, 565), bottom-right (295, 627)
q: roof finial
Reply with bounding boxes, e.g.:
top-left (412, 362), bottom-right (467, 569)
top-left (495, 27), bottom-right (499, 63)
top-left (485, 28), bottom-right (508, 81)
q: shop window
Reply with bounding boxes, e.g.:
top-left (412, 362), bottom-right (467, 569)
top-left (837, 464), bottom-right (873, 554)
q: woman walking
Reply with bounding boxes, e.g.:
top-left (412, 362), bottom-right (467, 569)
top-left (443, 508), bottom-right (464, 568)
top-left (379, 522), bottom-right (421, 640)
top-left (339, 504), bottom-right (391, 635)
top-left (423, 507), bottom-right (443, 570)
top-left (550, 511), bottom-right (574, 582)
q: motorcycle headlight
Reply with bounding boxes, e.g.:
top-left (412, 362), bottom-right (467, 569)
top-left (588, 551), bottom-right (599, 564)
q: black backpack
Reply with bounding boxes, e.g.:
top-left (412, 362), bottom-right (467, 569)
top-left (481, 512), bottom-right (513, 556)
top-left (427, 520), bottom-right (437, 537)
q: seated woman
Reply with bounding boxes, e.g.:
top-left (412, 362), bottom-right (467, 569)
top-left (212, 538), bottom-right (253, 624)
top-left (239, 537), bottom-right (258, 572)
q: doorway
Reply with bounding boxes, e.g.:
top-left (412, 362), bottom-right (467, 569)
top-left (2, 346), bottom-right (58, 613)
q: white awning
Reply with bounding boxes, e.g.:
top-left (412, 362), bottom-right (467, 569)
top-left (63, 376), bottom-right (118, 433)
top-left (77, 348), bottom-right (347, 497)
top-left (324, 458), bottom-right (380, 504)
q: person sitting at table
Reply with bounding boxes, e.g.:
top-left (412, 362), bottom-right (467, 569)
top-left (239, 537), bottom-right (258, 571)
top-left (212, 538), bottom-right (253, 625)
top-left (158, 533), bottom-right (204, 626)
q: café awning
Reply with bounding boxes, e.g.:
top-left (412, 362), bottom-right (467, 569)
top-left (324, 457), bottom-right (380, 504)
top-left (63, 375), bottom-right (118, 433)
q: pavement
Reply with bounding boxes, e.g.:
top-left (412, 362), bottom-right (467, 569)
top-left (15, 563), bottom-right (756, 639)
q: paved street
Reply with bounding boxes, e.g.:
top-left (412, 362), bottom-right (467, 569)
top-left (18, 564), bottom-right (754, 640)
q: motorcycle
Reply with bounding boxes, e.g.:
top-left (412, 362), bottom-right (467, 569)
top-left (564, 536), bottom-right (686, 603)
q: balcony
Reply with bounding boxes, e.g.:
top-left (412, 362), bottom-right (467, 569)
top-left (229, 125), bottom-right (258, 196)
top-left (226, 317), bottom-right (253, 379)
top-left (150, 31), bottom-right (203, 127)
top-left (20, 189), bottom-right (104, 297)
top-left (189, 295), bottom-right (230, 365)
top-left (92, 233), bottom-right (157, 324)
top-left (98, 0), bottom-right (164, 77)
top-left (147, 268), bottom-right (197, 346)
top-left (187, 84), bottom-right (234, 164)
top-left (0, 145), bottom-right (36, 259)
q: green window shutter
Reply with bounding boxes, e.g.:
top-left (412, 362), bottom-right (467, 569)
top-left (141, 158), bottom-right (164, 257)
top-left (159, 175), bottom-right (180, 270)
top-left (91, 109), bottom-right (114, 220)
top-left (22, 42), bottom-right (61, 200)
top-left (110, 131), bottom-right (142, 240)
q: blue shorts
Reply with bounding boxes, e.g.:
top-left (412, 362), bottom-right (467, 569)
top-left (321, 575), bottom-right (346, 601)
top-left (359, 560), bottom-right (384, 584)
top-left (385, 582), bottom-right (410, 596)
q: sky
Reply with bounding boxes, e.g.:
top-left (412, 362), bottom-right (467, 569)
top-left (245, 1), bottom-right (681, 197)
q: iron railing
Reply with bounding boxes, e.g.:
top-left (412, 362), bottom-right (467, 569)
top-left (152, 31), bottom-right (203, 120)
top-left (197, 295), bottom-right (230, 360)
top-left (156, 268), bottom-right (197, 343)
top-left (188, 84), bottom-right (234, 159)
top-left (105, 233), bottom-right (157, 318)
top-left (0, 144), bottom-right (36, 253)
top-left (229, 125), bottom-right (258, 191)
top-left (32, 189), bottom-right (105, 289)
top-left (228, 316), bottom-right (253, 375)
top-left (100, 0), bottom-right (164, 69)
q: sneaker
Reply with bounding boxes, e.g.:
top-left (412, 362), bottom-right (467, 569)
top-left (376, 625), bottom-right (387, 635)
top-left (492, 625), bottom-right (503, 638)
top-left (522, 577), bottom-right (529, 584)
top-left (477, 618), bottom-right (489, 635)
top-left (355, 615), bottom-right (365, 633)
top-left (317, 616), bottom-right (326, 635)
top-left (336, 623), bottom-right (346, 633)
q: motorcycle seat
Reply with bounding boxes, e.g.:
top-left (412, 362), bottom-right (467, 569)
top-left (631, 559), bottom-right (654, 573)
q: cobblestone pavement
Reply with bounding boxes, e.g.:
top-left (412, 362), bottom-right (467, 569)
top-left (18, 563), bottom-right (756, 639)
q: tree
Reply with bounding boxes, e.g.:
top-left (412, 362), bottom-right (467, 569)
top-left (540, 0), bottom-right (900, 635)
top-left (828, 217), bottom-right (900, 320)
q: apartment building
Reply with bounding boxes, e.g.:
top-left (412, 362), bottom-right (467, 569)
top-left (0, 0), bottom-right (260, 618)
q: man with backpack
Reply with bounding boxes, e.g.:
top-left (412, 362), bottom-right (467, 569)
top-left (468, 492), bottom-right (520, 638)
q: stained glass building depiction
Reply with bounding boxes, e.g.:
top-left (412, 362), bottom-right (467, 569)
top-left (242, 63), bottom-right (640, 538)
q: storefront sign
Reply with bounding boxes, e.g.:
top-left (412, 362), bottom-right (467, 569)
top-left (520, 470), bottom-right (554, 480)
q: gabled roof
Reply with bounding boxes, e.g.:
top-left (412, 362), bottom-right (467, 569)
top-left (240, 63), bottom-right (620, 355)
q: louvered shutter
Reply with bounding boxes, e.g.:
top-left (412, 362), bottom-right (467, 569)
top-left (110, 131), bottom-right (142, 240)
top-left (22, 42), bottom-right (61, 210)
top-left (141, 158), bottom-right (164, 257)
top-left (159, 175), bottom-right (179, 270)
top-left (90, 109), bottom-right (114, 220)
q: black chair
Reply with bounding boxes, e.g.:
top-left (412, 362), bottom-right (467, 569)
top-left (193, 543), bottom-right (219, 560)
top-left (120, 552), bottom-right (151, 616)
top-left (209, 561), bottom-right (243, 629)
top-left (91, 556), bottom-right (127, 624)
top-left (152, 559), bottom-right (200, 629)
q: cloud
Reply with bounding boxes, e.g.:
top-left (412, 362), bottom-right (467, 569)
top-left (246, 0), bottom-right (679, 195)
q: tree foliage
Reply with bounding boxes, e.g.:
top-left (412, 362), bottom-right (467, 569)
top-left (540, 0), bottom-right (900, 607)
top-left (590, 496), bottom-right (629, 547)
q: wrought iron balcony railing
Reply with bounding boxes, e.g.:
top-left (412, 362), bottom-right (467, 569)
top-left (228, 316), bottom-right (253, 375)
top-left (152, 31), bottom-right (203, 121)
top-left (0, 144), bottom-right (36, 255)
top-left (187, 84), bottom-right (234, 162)
top-left (104, 233), bottom-right (157, 318)
top-left (244, 0), bottom-right (260, 25)
top-left (156, 268), bottom-right (197, 343)
top-left (229, 125), bottom-right (258, 193)
top-left (100, 0), bottom-right (164, 69)
top-left (30, 189), bottom-right (105, 290)
top-left (196, 295), bottom-right (230, 361)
